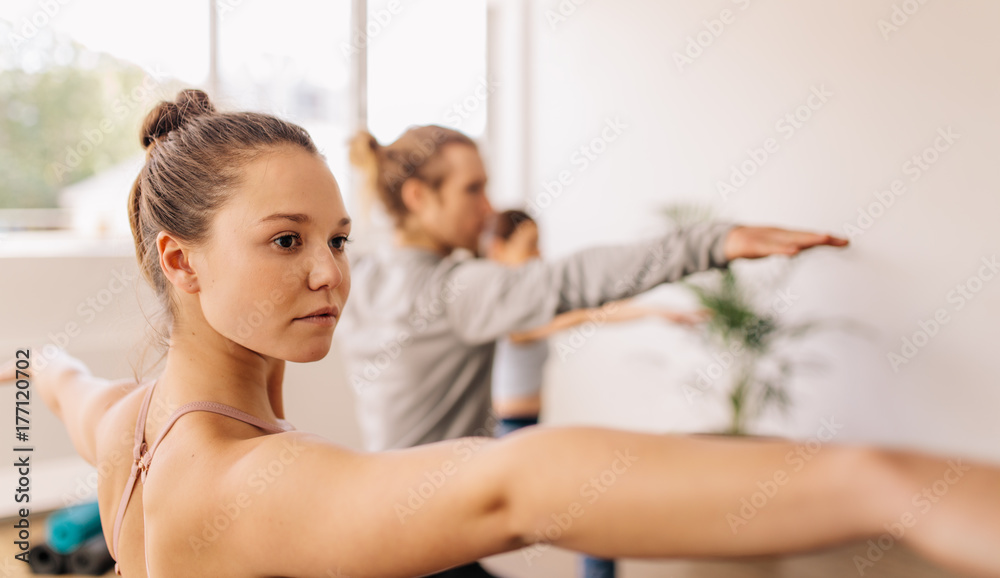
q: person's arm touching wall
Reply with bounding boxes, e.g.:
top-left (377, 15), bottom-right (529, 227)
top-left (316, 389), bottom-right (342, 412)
top-left (446, 223), bottom-right (847, 345)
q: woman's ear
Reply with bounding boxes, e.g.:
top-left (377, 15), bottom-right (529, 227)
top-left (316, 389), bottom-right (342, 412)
top-left (157, 231), bottom-right (200, 294)
top-left (400, 177), bottom-right (428, 214)
top-left (487, 238), bottom-right (506, 261)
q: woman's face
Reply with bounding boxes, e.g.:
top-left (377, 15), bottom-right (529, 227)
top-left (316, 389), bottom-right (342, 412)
top-left (187, 146), bottom-right (351, 363)
top-left (489, 221), bottom-right (540, 266)
top-left (415, 144), bottom-right (493, 253)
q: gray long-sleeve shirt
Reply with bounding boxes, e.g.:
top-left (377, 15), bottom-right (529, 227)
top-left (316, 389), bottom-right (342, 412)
top-left (338, 221), bottom-right (735, 451)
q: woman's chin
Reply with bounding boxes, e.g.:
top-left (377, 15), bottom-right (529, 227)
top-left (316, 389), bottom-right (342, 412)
top-left (282, 340), bottom-right (333, 363)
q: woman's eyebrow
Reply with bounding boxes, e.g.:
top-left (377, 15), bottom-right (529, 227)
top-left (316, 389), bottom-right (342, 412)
top-left (260, 213), bottom-right (309, 224)
top-left (259, 213), bottom-right (351, 227)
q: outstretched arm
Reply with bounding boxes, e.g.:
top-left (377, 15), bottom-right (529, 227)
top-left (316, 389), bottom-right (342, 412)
top-left (7, 355), bottom-right (996, 577)
top-left (509, 298), bottom-right (707, 344)
top-left (445, 223), bottom-right (847, 345)
top-left (227, 425), bottom-right (1000, 578)
top-left (1, 351), bottom-right (140, 466)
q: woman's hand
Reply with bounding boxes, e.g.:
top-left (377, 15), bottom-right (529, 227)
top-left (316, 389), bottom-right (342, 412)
top-left (0, 358), bottom-right (16, 383)
top-left (723, 226), bottom-right (848, 260)
top-left (1, 348), bottom-right (90, 386)
top-left (656, 309), bottom-right (711, 326)
top-left (1, 348), bottom-right (93, 413)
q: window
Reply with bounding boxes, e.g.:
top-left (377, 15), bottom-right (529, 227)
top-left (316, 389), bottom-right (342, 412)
top-left (0, 0), bottom-right (488, 255)
top-left (367, 0), bottom-right (487, 142)
top-left (0, 0), bottom-right (352, 253)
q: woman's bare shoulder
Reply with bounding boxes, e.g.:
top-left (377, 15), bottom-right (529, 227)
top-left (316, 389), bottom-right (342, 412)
top-left (148, 432), bottom-right (360, 575)
top-left (94, 388), bottom-right (348, 575)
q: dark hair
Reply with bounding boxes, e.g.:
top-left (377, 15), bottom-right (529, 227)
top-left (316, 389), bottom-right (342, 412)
top-left (348, 125), bottom-right (477, 226)
top-left (488, 209), bottom-right (535, 242)
top-left (128, 88), bottom-right (318, 334)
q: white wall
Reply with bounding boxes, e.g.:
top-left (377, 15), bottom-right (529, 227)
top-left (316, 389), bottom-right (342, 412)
top-left (486, 0), bottom-right (1000, 462)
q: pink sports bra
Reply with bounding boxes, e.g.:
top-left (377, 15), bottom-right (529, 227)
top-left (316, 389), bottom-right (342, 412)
top-left (110, 381), bottom-right (295, 576)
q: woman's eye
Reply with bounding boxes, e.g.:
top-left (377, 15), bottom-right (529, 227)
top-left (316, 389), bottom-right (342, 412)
top-left (274, 234), bottom-right (300, 250)
top-left (330, 236), bottom-right (352, 251)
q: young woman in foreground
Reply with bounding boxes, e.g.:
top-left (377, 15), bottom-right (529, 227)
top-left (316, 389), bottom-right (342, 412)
top-left (3, 90), bottom-right (1000, 578)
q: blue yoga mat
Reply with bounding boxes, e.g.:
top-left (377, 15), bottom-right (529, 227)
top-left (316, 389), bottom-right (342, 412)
top-left (46, 501), bottom-right (103, 555)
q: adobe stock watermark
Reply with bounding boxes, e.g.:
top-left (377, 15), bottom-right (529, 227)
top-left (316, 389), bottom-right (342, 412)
top-left (189, 437), bottom-right (307, 554)
top-left (215, 0), bottom-right (248, 19)
top-left (525, 117), bottom-right (628, 217)
top-left (521, 448), bottom-right (639, 565)
top-left (48, 67), bottom-right (170, 184)
top-left (544, 0), bottom-right (591, 31)
top-left (726, 416), bottom-right (844, 533)
top-left (340, 0), bottom-right (402, 59)
top-left (6, 0), bottom-right (73, 54)
top-left (227, 252), bottom-right (329, 344)
top-left (878, 0), bottom-right (933, 42)
top-left (886, 255), bottom-right (998, 372)
top-left (551, 300), bottom-right (625, 361)
top-left (842, 126), bottom-right (959, 239)
top-left (443, 77), bottom-right (500, 127)
top-left (349, 276), bottom-right (468, 393)
top-left (672, 0), bottom-right (753, 73)
top-left (227, 245), bottom-right (353, 352)
top-left (61, 395), bottom-right (194, 508)
top-left (34, 267), bottom-right (140, 371)
top-left (382, 127), bottom-right (460, 191)
top-left (682, 286), bottom-right (799, 405)
top-left (716, 84), bottom-right (833, 201)
top-left (853, 459), bottom-right (971, 575)
top-left (394, 412), bottom-right (501, 524)
top-left (605, 225), bottom-right (739, 314)
top-left (60, 429), bottom-right (134, 507)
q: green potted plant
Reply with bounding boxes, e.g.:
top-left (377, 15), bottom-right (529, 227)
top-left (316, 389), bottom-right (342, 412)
top-left (685, 267), bottom-right (823, 436)
top-left (662, 203), bottom-right (860, 436)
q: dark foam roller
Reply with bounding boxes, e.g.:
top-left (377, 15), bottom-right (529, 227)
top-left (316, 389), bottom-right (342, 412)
top-left (27, 543), bottom-right (66, 575)
top-left (66, 534), bottom-right (115, 576)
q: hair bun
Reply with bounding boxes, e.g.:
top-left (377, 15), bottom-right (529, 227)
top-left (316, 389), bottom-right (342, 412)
top-left (348, 130), bottom-right (381, 168)
top-left (141, 89), bottom-right (216, 149)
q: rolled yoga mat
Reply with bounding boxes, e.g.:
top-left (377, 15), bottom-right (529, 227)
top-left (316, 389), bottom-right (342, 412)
top-left (66, 534), bottom-right (115, 576)
top-left (27, 543), bottom-right (66, 575)
top-left (46, 501), bottom-right (103, 555)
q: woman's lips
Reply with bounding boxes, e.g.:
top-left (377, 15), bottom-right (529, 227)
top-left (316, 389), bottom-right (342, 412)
top-left (294, 313), bottom-right (337, 326)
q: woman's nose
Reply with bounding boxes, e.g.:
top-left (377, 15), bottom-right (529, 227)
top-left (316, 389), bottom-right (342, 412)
top-left (306, 248), bottom-right (344, 291)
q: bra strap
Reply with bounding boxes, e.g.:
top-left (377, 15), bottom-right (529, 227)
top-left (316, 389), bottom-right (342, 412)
top-left (110, 382), bottom-right (294, 574)
top-left (112, 380), bottom-right (158, 570)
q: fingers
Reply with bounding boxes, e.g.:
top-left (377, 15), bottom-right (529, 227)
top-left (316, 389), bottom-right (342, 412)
top-left (661, 310), bottom-right (710, 326)
top-left (725, 226), bottom-right (849, 261)
top-left (774, 243), bottom-right (801, 256)
top-left (789, 231), bottom-right (850, 249)
top-left (774, 230), bottom-right (849, 255)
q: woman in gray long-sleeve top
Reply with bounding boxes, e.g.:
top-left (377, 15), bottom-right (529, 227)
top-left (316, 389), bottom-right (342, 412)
top-left (342, 125), bottom-right (845, 458)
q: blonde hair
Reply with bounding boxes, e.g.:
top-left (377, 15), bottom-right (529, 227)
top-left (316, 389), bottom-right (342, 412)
top-left (348, 125), bottom-right (476, 227)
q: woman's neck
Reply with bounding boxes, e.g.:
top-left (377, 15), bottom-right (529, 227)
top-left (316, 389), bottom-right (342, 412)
top-left (153, 324), bottom-right (285, 424)
top-left (393, 224), bottom-right (452, 256)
